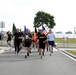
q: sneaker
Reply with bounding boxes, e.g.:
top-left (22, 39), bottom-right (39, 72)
top-left (25, 55), bottom-right (27, 58)
top-left (27, 52), bottom-right (29, 56)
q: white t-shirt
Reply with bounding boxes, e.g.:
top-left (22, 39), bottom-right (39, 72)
top-left (47, 33), bottom-right (55, 41)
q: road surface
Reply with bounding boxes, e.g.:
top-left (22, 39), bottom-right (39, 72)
top-left (0, 48), bottom-right (76, 75)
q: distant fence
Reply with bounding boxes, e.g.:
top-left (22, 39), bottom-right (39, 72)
top-left (55, 34), bottom-right (76, 38)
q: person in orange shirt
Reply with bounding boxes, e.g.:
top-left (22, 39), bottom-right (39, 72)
top-left (32, 33), bottom-right (38, 49)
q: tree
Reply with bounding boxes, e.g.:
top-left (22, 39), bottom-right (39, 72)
top-left (33, 11), bottom-right (56, 28)
top-left (56, 31), bottom-right (62, 34)
top-left (65, 31), bottom-right (72, 34)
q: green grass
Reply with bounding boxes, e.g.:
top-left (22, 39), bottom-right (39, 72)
top-left (55, 38), bottom-right (76, 43)
top-left (66, 50), bottom-right (76, 55)
top-left (3, 37), bottom-right (7, 41)
top-left (57, 46), bottom-right (76, 48)
top-left (0, 44), bottom-right (8, 47)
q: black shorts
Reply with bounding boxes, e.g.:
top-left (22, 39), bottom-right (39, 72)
top-left (48, 41), bottom-right (54, 47)
top-left (39, 43), bottom-right (45, 49)
top-left (24, 41), bottom-right (30, 47)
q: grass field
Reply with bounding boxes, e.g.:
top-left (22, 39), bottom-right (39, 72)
top-left (57, 46), bottom-right (76, 48)
top-left (0, 44), bottom-right (8, 47)
top-left (55, 38), bottom-right (76, 43)
top-left (66, 50), bottom-right (76, 55)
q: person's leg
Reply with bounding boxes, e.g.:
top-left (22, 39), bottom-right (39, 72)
top-left (25, 47), bottom-right (27, 58)
top-left (17, 42), bottom-right (20, 55)
top-left (19, 42), bottom-right (22, 51)
top-left (49, 45), bottom-right (52, 55)
top-left (14, 42), bottom-right (17, 54)
top-left (40, 48), bottom-right (43, 59)
top-left (27, 47), bottom-right (30, 56)
top-left (46, 43), bottom-right (48, 51)
top-left (38, 43), bottom-right (41, 55)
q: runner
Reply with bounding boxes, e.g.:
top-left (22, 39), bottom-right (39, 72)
top-left (38, 30), bottom-right (47, 59)
top-left (37, 29), bottom-right (41, 52)
top-left (19, 29), bottom-right (24, 50)
top-left (47, 29), bottom-right (55, 55)
top-left (32, 33), bottom-right (38, 49)
top-left (6, 31), bottom-right (12, 46)
top-left (23, 29), bottom-right (32, 58)
top-left (14, 29), bottom-right (22, 55)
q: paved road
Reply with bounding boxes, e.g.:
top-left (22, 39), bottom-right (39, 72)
top-left (0, 48), bottom-right (76, 75)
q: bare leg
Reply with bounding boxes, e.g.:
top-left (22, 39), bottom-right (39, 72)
top-left (49, 45), bottom-right (53, 55)
top-left (40, 48), bottom-right (43, 59)
top-left (25, 47), bottom-right (27, 58)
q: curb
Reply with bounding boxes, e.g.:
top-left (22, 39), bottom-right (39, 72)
top-left (57, 48), bottom-right (76, 59)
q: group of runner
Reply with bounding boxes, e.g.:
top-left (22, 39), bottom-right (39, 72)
top-left (6, 28), bottom-right (55, 59)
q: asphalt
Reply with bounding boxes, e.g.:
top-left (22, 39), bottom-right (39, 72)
top-left (0, 47), bottom-right (76, 75)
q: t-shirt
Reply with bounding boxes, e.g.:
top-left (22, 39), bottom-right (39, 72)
top-left (38, 34), bottom-right (47, 43)
top-left (47, 33), bottom-right (55, 41)
top-left (14, 32), bottom-right (21, 42)
top-left (24, 33), bottom-right (32, 42)
top-left (7, 34), bottom-right (12, 40)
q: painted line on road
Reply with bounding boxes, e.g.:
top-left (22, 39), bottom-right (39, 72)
top-left (60, 51), bottom-right (76, 62)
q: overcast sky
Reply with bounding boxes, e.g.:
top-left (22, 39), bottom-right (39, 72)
top-left (0, 0), bottom-right (76, 32)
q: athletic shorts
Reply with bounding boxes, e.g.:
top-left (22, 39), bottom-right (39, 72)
top-left (39, 43), bottom-right (45, 49)
top-left (24, 41), bottom-right (30, 47)
top-left (48, 41), bottom-right (54, 47)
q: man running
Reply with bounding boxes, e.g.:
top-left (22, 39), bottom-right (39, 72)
top-left (6, 31), bottom-right (12, 46)
top-left (19, 29), bottom-right (24, 50)
top-left (14, 29), bottom-right (22, 55)
top-left (38, 30), bottom-right (47, 59)
top-left (47, 29), bottom-right (55, 55)
top-left (23, 29), bottom-right (32, 58)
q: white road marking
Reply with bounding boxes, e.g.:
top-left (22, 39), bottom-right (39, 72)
top-left (60, 51), bottom-right (76, 62)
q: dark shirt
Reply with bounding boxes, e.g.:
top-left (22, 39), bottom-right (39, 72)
top-left (14, 32), bottom-right (21, 42)
top-left (24, 33), bottom-right (32, 42)
top-left (20, 32), bottom-right (24, 36)
top-left (38, 34), bottom-right (47, 43)
top-left (7, 34), bottom-right (12, 40)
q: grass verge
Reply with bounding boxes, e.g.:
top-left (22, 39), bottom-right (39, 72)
top-left (57, 46), bottom-right (76, 48)
top-left (0, 44), bottom-right (8, 47)
top-left (66, 50), bottom-right (76, 55)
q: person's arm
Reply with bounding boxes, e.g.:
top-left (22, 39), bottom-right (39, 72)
top-left (47, 34), bottom-right (49, 42)
top-left (43, 35), bottom-right (47, 43)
